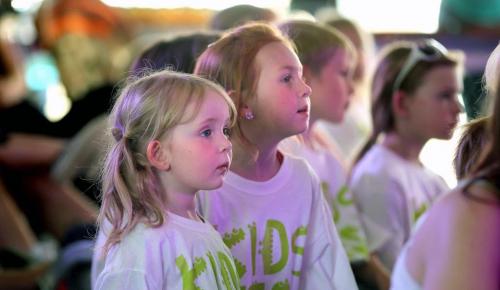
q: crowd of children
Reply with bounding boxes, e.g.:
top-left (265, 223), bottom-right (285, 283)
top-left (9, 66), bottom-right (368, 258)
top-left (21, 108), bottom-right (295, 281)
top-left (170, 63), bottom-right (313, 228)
top-left (1, 2), bottom-right (499, 290)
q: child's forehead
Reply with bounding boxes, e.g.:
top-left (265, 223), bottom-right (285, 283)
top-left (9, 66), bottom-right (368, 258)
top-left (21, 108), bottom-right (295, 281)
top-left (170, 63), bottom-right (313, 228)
top-left (255, 42), bottom-right (302, 70)
top-left (178, 91), bottom-right (230, 124)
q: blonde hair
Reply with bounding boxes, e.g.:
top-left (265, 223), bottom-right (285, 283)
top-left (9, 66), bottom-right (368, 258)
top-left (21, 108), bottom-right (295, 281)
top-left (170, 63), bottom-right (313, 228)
top-left (278, 20), bottom-right (356, 76)
top-left (483, 43), bottom-right (500, 109)
top-left (98, 70), bottom-right (236, 253)
top-left (194, 22), bottom-right (293, 144)
top-left (470, 43), bottom-right (500, 190)
top-left (454, 117), bottom-right (489, 179)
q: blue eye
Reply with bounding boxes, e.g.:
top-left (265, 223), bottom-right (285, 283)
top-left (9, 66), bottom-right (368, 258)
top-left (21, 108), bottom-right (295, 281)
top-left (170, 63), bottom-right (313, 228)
top-left (201, 129), bottom-right (212, 137)
top-left (223, 127), bottom-right (232, 137)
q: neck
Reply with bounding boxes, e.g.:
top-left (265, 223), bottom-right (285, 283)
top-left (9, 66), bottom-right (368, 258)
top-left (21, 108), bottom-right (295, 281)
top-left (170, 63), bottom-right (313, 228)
top-left (165, 191), bottom-right (200, 221)
top-left (381, 131), bottom-right (427, 164)
top-left (230, 136), bottom-right (282, 181)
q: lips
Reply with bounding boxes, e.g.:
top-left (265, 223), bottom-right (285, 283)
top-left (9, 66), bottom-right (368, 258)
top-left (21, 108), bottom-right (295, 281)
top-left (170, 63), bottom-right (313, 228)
top-left (297, 105), bottom-right (309, 114)
top-left (216, 162), bottom-right (230, 174)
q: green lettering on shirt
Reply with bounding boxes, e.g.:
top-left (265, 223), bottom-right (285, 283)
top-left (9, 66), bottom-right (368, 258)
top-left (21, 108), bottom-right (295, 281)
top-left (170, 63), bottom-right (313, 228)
top-left (291, 225), bottom-right (307, 277)
top-left (337, 185), bottom-right (353, 206)
top-left (249, 222), bottom-right (257, 276)
top-left (413, 203), bottom-right (428, 222)
top-left (263, 220), bottom-right (289, 275)
top-left (340, 225), bottom-right (369, 259)
top-left (271, 279), bottom-right (290, 290)
top-left (175, 255), bottom-right (196, 290)
top-left (233, 258), bottom-right (246, 278)
top-left (322, 182), bottom-right (340, 222)
top-left (206, 252), bottom-right (221, 286)
top-left (291, 226), bottom-right (307, 255)
top-left (248, 282), bottom-right (265, 290)
top-left (223, 228), bottom-right (245, 248)
top-left (218, 251), bottom-right (240, 289)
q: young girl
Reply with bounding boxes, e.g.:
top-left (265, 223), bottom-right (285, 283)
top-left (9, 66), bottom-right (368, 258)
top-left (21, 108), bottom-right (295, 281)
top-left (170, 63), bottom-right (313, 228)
top-left (91, 70), bottom-right (240, 289)
top-left (390, 42), bottom-right (500, 290)
top-left (194, 23), bottom-right (356, 289)
top-left (278, 20), bottom-right (390, 289)
top-left (349, 39), bottom-right (463, 272)
top-left (321, 15), bottom-right (376, 164)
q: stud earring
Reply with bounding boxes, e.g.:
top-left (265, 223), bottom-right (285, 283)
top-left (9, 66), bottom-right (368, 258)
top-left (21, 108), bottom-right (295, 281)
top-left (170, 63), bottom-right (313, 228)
top-left (244, 111), bottom-right (254, 120)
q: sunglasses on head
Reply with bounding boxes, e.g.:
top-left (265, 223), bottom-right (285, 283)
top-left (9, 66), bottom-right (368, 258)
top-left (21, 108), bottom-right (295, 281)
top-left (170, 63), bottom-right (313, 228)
top-left (393, 39), bottom-right (448, 93)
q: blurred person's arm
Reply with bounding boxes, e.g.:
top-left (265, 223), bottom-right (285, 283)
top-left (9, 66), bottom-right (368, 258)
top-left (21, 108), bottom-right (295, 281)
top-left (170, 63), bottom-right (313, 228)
top-left (0, 133), bottom-right (65, 169)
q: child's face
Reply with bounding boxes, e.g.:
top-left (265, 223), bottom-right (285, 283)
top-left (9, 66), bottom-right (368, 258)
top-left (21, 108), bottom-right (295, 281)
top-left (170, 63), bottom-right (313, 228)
top-left (308, 48), bottom-right (354, 123)
top-left (403, 66), bottom-right (462, 141)
top-left (164, 90), bottom-right (232, 194)
top-left (251, 41), bottom-right (312, 141)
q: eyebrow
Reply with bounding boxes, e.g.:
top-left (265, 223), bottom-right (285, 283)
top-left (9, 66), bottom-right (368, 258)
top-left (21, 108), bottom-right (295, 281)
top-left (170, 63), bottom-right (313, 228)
top-left (279, 65), bottom-right (303, 73)
top-left (197, 116), bottom-right (231, 125)
top-left (280, 65), bottom-right (302, 71)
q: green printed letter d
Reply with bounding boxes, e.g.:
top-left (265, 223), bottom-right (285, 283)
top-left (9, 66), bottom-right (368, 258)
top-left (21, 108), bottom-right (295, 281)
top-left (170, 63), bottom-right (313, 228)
top-left (263, 220), bottom-right (289, 275)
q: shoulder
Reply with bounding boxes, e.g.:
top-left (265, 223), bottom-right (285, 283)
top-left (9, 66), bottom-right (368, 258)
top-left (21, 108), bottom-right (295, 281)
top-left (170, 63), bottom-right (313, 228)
top-left (284, 152), bottom-right (317, 176)
top-left (110, 223), bottom-right (174, 255)
top-left (416, 185), bottom-right (500, 262)
top-left (97, 223), bottom-right (173, 274)
top-left (434, 185), bottom-right (500, 233)
top-left (410, 187), bottom-right (500, 288)
top-left (351, 145), bottom-right (394, 178)
top-left (350, 149), bottom-right (396, 190)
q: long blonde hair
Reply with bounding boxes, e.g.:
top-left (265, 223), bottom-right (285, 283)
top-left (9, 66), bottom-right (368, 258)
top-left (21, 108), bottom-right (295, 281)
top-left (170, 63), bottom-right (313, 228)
top-left (99, 70), bottom-right (235, 253)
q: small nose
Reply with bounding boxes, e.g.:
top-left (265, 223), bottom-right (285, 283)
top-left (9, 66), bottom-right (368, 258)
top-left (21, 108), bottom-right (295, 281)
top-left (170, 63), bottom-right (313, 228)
top-left (301, 79), bottom-right (312, 98)
top-left (220, 135), bottom-right (232, 152)
top-left (347, 79), bottom-right (355, 99)
top-left (453, 97), bottom-right (464, 115)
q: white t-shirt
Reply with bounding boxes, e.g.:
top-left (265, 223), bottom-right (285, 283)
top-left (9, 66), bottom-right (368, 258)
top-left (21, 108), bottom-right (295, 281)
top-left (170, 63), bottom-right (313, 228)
top-left (390, 214), bottom-right (429, 290)
top-left (91, 212), bottom-right (240, 290)
top-left (349, 144), bottom-right (449, 270)
top-left (196, 154), bottom-right (358, 290)
top-left (280, 137), bottom-right (370, 262)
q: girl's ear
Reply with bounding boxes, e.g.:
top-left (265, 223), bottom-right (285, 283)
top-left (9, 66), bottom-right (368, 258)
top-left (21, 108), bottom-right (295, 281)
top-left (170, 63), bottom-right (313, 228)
top-left (392, 90), bottom-right (410, 118)
top-left (146, 140), bottom-right (170, 171)
top-left (239, 104), bottom-right (255, 120)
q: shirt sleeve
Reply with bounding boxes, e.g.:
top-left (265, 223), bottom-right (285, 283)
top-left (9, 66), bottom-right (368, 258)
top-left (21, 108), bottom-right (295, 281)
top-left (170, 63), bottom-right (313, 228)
top-left (94, 269), bottom-right (160, 290)
top-left (300, 173), bottom-right (358, 290)
top-left (351, 172), bottom-right (408, 270)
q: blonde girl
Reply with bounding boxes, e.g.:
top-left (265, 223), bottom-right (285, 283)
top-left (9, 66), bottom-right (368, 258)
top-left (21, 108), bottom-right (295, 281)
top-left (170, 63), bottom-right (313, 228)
top-left (91, 71), bottom-right (240, 289)
top-left (194, 22), bottom-right (357, 289)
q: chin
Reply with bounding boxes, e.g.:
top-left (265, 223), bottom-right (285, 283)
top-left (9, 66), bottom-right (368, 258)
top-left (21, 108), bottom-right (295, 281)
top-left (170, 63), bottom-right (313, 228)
top-left (206, 179), bottom-right (224, 190)
top-left (294, 126), bottom-right (308, 135)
